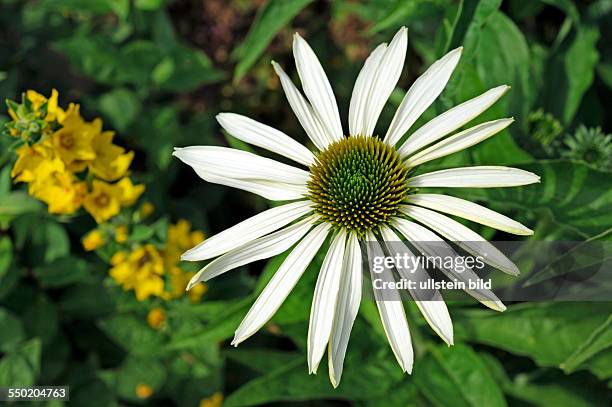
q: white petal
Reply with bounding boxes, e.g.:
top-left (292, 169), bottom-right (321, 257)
top-left (217, 113), bottom-right (315, 166)
top-left (398, 85), bottom-right (510, 158)
top-left (401, 205), bottom-right (519, 275)
top-left (293, 33), bottom-right (343, 141)
top-left (384, 47), bottom-right (463, 146)
top-left (328, 233), bottom-right (362, 387)
top-left (349, 43), bottom-right (387, 137)
top-left (406, 118), bottom-right (514, 166)
top-left (392, 218), bottom-right (506, 311)
top-left (187, 216), bottom-right (316, 289)
top-left (379, 226), bottom-right (453, 346)
top-left (173, 146), bottom-right (310, 185)
top-left (366, 233), bottom-right (413, 373)
top-left (406, 193), bottom-right (533, 235)
top-left (408, 166), bottom-right (540, 188)
top-left (272, 61), bottom-right (332, 150)
top-left (203, 174), bottom-right (307, 201)
top-left (362, 27), bottom-right (408, 136)
top-left (233, 223), bottom-right (331, 345)
top-left (182, 201), bottom-right (312, 261)
top-left (308, 230), bottom-right (347, 374)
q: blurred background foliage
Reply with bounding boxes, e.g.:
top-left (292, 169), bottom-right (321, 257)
top-left (0, 0), bottom-right (611, 406)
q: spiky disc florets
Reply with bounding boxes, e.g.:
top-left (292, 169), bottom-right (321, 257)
top-left (308, 136), bottom-right (409, 236)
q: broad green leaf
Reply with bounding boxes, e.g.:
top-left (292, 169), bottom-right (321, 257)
top-left (460, 160), bottom-right (612, 238)
top-left (476, 12), bottom-right (534, 122)
top-left (115, 357), bottom-right (166, 402)
top-left (59, 282), bottom-right (114, 317)
top-left (157, 44), bottom-right (224, 92)
top-left (232, 0), bottom-right (313, 82)
top-left (598, 63), bottom-right (612, 89)
top-left (0, 308), bottom-right (25, 352)
top-left (455, 302), bottom-right (612, 375)
top-left (224, 349), bottom-right (300, 374)
top-left (0, 236), bottom-right (12, 277)
top-left (135, 0), bottom-right (164, 11)
top-left (98, 314), bottom-right (164, 355)
top-left (23, 295), bottom-right (59, 346)
top-left (561, 314), bottom-right (612, 373)
top-left (0, 338), bottom-right (41, 387)
top-left (43, 221), bottom-right (70, 263)
top-left (480, 352), bottom-right (596, 406)
top-left (34, 257), bottom-right (92, 287)
top-left (414, 344), bottom-right (507, 407)
top-left (98, 88), bottom-right (141, 132)
top-left (166, 298), bottom-right (253, 350)
top-left (562, 25), bottom-right (599, 123)
top-left (0, 191), bottom-right (43, 221)
top-left (223, 355), bottom-right (398, 406)
top-left (444, 0), bottom-right (502, 56)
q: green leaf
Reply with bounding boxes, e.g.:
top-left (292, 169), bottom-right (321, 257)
top-left (23, 295), bottom-right (59, 346)
top-left (444, 0), bottom-right (502, 56)
top-left (460, 160), bottom-right (612, 238)
top-left (561, 314), bottom-right (612, 373)
top-left (0, 236), bottom-right (12, 277)
top-left (414, 344), bottom-right (507, 407)
top-left (232, 0), bottom-right (313, 82)
top-left (480, 352), bottom-right (596, 407)
top-left (0, 338), bottom-right (41, 387)
top-left (0, 191), bottom-right (43, 222)
top-left (223, 355), bottom-right (398, 406)
top-left (224, 349), bottom-right (300, 374)
top-left (562, 25), bottom-right (599, 123)
top-left (99, 88), bottom-right (141, 132)
top-left (98, 314), bottom-right (164, 356)
top-left (135, 0), bottom-right (164, 11)
top-left (455, 302), bottom-right (612, 375)
top-left (115, 357), bottom-right (166, 402)
top-left (0, 308), bottom-right (26, 352)
top-left (43, 221), bottom-right (70, 263)
top-left (598, 63), bottom-right (612, 89)
top-left (34, 257), bottom-right (92, 287)
top-left (157, 44), bottom-right (224, 92)
top-left (59, 282), bottom-right (114, 317)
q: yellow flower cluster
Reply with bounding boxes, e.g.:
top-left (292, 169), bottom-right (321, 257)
top-left (109, 219), bottom-right (207, 302)
top-left (8, 90), bottom-right (144, 222)
top-left (199, 392), bottom-right (224, 407)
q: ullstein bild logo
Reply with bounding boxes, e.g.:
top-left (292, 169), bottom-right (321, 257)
top-left (365, 240), bottom-right (612, 302)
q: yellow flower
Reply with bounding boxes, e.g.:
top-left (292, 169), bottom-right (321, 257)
top-left (147, 307), bottom-right (166, 329)
top-left (115, 177), bottom-right (145, 207)
top-left (115, 225), bottom-right (128, 243)
top-left (139, 201), bottom-right (155, 218)
top-left (12, 143), bottom-right (64, 184)
top-left (111, 250), bottom-right (127, 265)
top-left (26, 89), bottom-right (64, 122)
top-left (165, 268), bottom-right (207, 302)
top-left (135, 383), bottom-right (153, 399)
top-left (164, 219), bottom-right (205, 269)
top-left (49, 104), bottom-right (96, 165)
top-left (83, 180), bottom-right (121, 223)
top-left (188, 277), bottom-right (207, 304)
top-left (82, 229), bottom-right (106, 251)
top-left (199, 392), bottom-right (223, 407)
top-left (110, 244), bottom-right (165, 301)
top-left (89, 128), bottom-right (134, 181)
top-left (31, 171), bottom-right (87, 214)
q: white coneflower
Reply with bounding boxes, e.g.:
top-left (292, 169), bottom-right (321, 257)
top-left (174, 27), bottom-right (539, 387)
